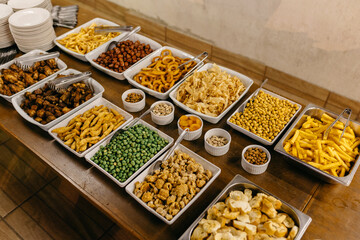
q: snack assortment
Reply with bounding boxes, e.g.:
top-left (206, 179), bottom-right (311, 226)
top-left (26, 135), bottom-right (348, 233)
top-left (133, 49), bottom-right (196, 93)
top-left (190, 189), bottom-right (298, 240)
top-left (133, 150), bottom-right (213, 221)
top-left (51, 105), bottom-right (126, 152)
top-left (179, 115), bottom-right (202, 131)
top-left (57, 23), bottom-right (120, 54)
top-left (176, 64), bottom-right (246, 117)
top-left (244, 147), bottom-right (268, 165)
top-left (93, 40), bottom-right (154, 73)
top-left (229, 91), bottom-right (299, 142)
top-left (0, 60), bottom-right (59, 96)
top-left (90, 124), bottom-right (169, 182)
top-left (125, 92), bottom-right (143, 103)
top-left (206, 135), bottom-right (228, 147)
top-left (152, 102), bottom-right (173, 116)
top-left (20, 81), bottom-right (93, 124)
top-left (283, 113), bottom-right (360, 177)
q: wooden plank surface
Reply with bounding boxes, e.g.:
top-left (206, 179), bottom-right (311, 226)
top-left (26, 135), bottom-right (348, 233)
top-left (0, 0), bottom-right (358, 239)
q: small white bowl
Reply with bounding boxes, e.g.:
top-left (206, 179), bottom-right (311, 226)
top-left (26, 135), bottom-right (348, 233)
top-left (122, 89), bottom-right (146, 112)
top-left (177, 114), bottom-right (203, 141)
top-left (150, 101), bottom-right (175, 125)
top-left (241, 145), bottom-right (271, 175)
top-left (204, 128), bottom-right (231, 156)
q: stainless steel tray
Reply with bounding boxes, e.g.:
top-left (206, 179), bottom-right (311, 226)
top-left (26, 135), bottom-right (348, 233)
top-left (274, 103), bottom-right (360, 186)
top-left (226, 88), bottom-right (302, 145)
top-left (179, 174), bottom-right (312, 240)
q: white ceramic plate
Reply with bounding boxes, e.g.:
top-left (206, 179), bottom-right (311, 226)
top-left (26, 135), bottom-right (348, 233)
top-left (7, 0), bottom-right (44, 9)
top-left (9, 8), bottom-right (50, 28)
top-left (125, 144), bottom-right (221, 225)
top-left (85, 33), bottom-right (162, 80)
top-left (48, 97), bottom-right (133, 158)
top-left (0, 49), bottom-right (67, 102)
top-left (84, 119), bottom-right (174, 187)
top-left (11, 68), bottom-right (104, 131)
top-left (54, 18), bottom-right (124, 62)
top-left (0, 4), bottom-right (13, 20)
top-left (124, 46), bottom-right (204, 99)
top-left (169, 63), bottom-right (254, 124)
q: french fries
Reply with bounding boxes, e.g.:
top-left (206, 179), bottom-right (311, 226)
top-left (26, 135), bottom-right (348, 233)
top-left (284, 113), bottom-right (360, 177)
top-left (57, 23), bottom-right (120, 54)
top-left (52, 105), bottom-right (126, 152)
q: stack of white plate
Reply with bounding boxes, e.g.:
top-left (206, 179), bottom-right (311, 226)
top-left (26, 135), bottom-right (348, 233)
top-left (0, 4), bottom-right (14, 48)
top-left (0, 0), bottom-right (8, 4)
top-left (9, 8), bottom-right (55, 52)
top-left (7, 0), bottom-right (52, 12)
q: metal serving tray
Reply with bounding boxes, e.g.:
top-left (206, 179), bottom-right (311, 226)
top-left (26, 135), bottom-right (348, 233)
top-left (84, 118), bottom-right (174, 188)
top-left (179, 174), bottom-right (312, 240)
top-left (125, 144), bottom-right (221, 225)
top-left (227, 88), bottom-right (302, 145)
top-left (274, 104), bottom-right (360, 186)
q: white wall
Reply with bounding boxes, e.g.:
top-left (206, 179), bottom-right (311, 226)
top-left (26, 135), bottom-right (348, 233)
top-left (110, 0), bottom-right (360, 101)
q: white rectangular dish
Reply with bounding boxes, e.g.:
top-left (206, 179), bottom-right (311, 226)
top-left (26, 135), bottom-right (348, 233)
top-left (48, 97), bottom-right (133, 158)
top-left (84, 119), bottom-right (174, 187)
top-left (169, 63), bottom-right (254, 124)
top-left (227, 88), bottom-right (302, 145)
top-left (0, 49), bottom-right (67, 102)
top-left (125, 144), bottom-right (221, 225)
top-left (85, 33), bottom-right (162, 80)
top-left (54, 18), bottom-right (126, 62)
top-left (124, 46), bottom-right (204, 99)
top-left (11, 68), bottom-right (105, 131)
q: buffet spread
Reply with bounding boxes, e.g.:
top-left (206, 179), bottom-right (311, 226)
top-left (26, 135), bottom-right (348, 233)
top-left (0, 2), bottom-right (359, 240)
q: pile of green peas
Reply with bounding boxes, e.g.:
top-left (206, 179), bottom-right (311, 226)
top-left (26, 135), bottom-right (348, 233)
top-left (90, 124), bottom-right (169, 182)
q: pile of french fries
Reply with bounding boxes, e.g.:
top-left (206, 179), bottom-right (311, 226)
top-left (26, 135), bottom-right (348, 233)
top-left (52, 105), bottom-right (126, 152)
top-left (284, 113), bottom-right (360, 177)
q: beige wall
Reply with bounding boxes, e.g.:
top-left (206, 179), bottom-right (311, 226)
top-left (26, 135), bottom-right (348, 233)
top-left (109, 0), bottom-right (360, 102)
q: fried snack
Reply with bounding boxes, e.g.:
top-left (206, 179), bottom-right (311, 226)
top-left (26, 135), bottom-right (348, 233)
top-left (52, 105), bottom-right (126, 152)
top-left (190, 189), bottom-right (299, 240)
top-left (133, 49), bottom-right (196, 93)
top-left (283, 113), bottom-right (360, 177)
top-left (133, 150), bottom-right (213, 221)
top-left (20, 81), bottom-right (93, 124)
top-left (176, 64), bottom-right (246, 117)
top-left (0, 59), bottom-right (59, 96)
top-left (57, 23), bottom-right (120, 55)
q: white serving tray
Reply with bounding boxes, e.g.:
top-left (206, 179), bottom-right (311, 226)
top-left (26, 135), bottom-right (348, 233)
top-left (124, 46), bottom-right (204, 99)
top-left (125, 144), bottom-right (221, 225)
top-left (54, 18), bottom-right (125, 62)
top-left (85, 33), bottom-right (162, 80)
top-left (227, 88), bottom-right (302, 145)
top-left (11, 68), bottom-right (105, 131)
top-left (169, 63), bottom-right (254, 124)
top-left (84, 119), bottom-right (174, 187)
top-left (0, 49), bottom-right (67, 102)
top-left (48, 97), bottom-right (133, 158)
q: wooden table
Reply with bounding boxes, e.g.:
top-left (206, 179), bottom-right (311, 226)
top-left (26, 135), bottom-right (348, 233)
top-left (1, 1), bottom-right (359, 239)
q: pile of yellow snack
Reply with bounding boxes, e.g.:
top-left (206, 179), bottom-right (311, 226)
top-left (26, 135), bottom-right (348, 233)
top-left (284, 113), bottom-right (360, 177)
top-left (52, 105), bottom-right (126, 152)
top-left (191, 189), bottom-right (298, 240)
top-left (57, 23), bottom-right (120, 54)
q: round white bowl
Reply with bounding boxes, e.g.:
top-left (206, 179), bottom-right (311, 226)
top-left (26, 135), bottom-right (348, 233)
top-left (177, 114), bottom-right (203, 141)
top-left (204, 128), bottom-right (231, 156)
top-left (241, 144), bottom-right (271, 175)
top-left (122, 89), bottom-right (146, 112)
top-left (150, 101), bottom-right (175, 125)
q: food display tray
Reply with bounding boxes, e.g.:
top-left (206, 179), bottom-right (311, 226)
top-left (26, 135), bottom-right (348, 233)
top-left (226, 88), bottom-right (302, 145)
top-left (54, 18), bottom-right (124, 62)
top-left (179, 174), bottom-right (312, 240)
top-left (274, 104), bottom-right (360, 186)
top-left (11, 68), bottom-right (104, 131)
top-left (84, 118), bottom-right (174, 187)
top-left (0, 49), bottom-right (67, 102)
top-left (48, 97), bottom-right (133, 158)
top-left (124, 46), bottom-right (204, 99)
top-left (86, 33), bottom-right (162, 81)
top-left (125, 144), bottom-right (221, 225)
top-left (169, 63), bottom-right (253, 124)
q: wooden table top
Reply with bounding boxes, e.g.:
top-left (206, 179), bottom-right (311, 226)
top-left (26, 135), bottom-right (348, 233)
top-left (0, 1), bottom-right (359, 239)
